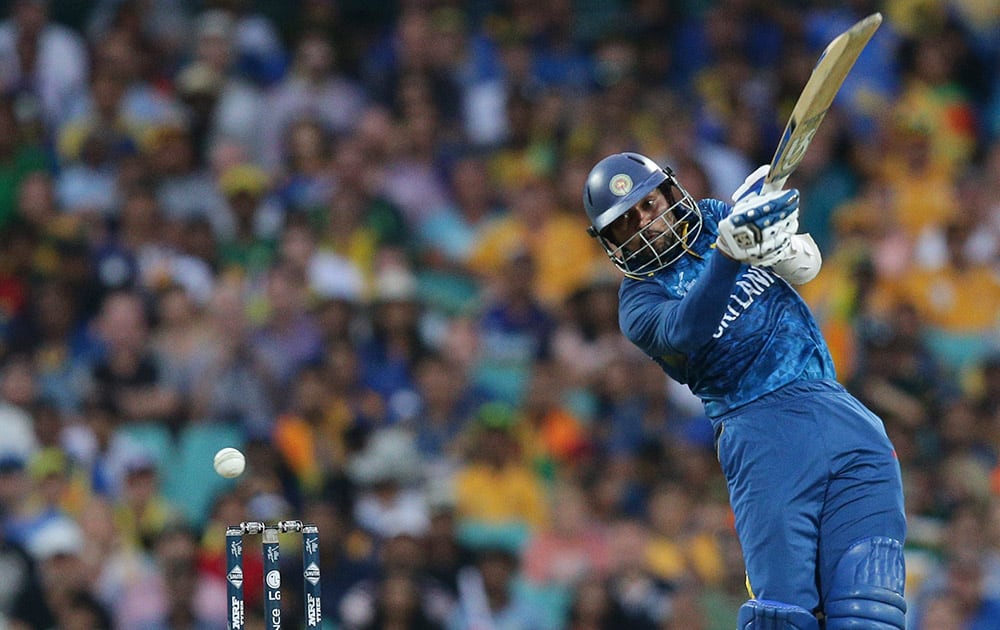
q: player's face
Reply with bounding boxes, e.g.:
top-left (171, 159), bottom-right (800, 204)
top-left (606, 188), bottom-right (682, 260)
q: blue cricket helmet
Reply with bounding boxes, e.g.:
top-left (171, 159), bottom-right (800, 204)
top-left (584, 152), bottom-right (669, 233)
top-left (582, 152), bottom-right (702, 276)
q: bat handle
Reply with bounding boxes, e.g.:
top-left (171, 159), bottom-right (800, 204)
top-left (761, 176), bottom-right (787, 195)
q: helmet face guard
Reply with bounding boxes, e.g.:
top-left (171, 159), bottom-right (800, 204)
top-left (583, 153), bottom-right (702, 277)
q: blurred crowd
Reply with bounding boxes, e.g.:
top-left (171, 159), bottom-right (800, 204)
top-left (0, 0), bottom-right (999, 628)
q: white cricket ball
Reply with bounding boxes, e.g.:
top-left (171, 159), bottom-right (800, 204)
top-left (213, 447), bottom-right (246, 478)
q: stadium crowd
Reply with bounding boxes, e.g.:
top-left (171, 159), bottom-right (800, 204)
top-left (0, 0), bottom-right (999, 628)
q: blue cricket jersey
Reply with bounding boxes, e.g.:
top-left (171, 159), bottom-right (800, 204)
top-left (618, 198), bottom-right (836, 418)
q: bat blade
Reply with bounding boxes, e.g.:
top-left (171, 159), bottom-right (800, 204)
top-left (763, 12), bottom-right (883, 193)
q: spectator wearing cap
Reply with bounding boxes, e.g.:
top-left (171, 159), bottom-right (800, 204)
top-left (0, 0), bottom-right (89, 128)
top-left (349, 427), bottom-right (430, 540)
top-left (112, 448), bottom-right (178, 551)
top-left (452, 402), bottom-right (548, 552)
top-left (180, 8), bottom-right (268, 163)
top-left (213, 0), bottom-right (289, 87)
top-left (16, 516), bottom-right (102, 629)
top-left (175, 61), bottom-right (226, 162)
top-left (55, 67), bottom-right (140, 216)
top-left (422, 487), bottom-right (473, 597)
top-left (23, 446), bottom-right (90, 522)
top-left (359, 263), bottom-right (430, 420)
top-left (147, 118), bottom-right (227, 230)
top-left (216, 162), bottom-right (284, 279)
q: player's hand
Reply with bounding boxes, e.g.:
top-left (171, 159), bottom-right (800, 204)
top-left (732, 165), bottom-right (771, 203)
top-left (716, 188), bottom-right (799, 266)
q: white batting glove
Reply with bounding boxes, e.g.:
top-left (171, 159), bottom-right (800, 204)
top-left (716, 188), bottom-right (800, 266)
top-left (732, 164), bottom-right (771, 203)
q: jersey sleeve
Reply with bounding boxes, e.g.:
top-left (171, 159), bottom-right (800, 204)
top-left (619, 250), bottom-right (744, 356)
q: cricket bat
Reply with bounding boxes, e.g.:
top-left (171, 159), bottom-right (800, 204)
top-left (763, 12), bottom-right (883, 193)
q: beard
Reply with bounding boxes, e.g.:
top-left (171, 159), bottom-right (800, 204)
top-left (621, 214), bottom-right (683, 268)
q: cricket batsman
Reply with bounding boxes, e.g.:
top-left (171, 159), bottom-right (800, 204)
top-left (582, 152), bottom-right (907, 629)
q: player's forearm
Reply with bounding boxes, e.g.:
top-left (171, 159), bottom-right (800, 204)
top-left (668, 251), bottom-right (743, 352)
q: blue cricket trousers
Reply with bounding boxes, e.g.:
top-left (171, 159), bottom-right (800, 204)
top-left (713, 379), bottom-right (906, 612)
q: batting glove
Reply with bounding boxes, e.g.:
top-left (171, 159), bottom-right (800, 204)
top-left (732, 164), bottom-right (771, 203)
top-left (716, 188), bottom-right (799, 266)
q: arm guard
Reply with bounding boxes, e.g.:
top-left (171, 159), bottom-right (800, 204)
top-left (770, 233), bottom-right (821, 285)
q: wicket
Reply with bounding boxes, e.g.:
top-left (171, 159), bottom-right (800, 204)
top-left (226, 520), bottom-right (322, 630)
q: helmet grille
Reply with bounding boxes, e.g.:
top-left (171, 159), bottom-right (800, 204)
top-left (598, 189), bottom-right (702, 276)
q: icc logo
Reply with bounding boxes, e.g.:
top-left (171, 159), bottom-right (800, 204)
top-left (305, 537), bottom-right (319, 554)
